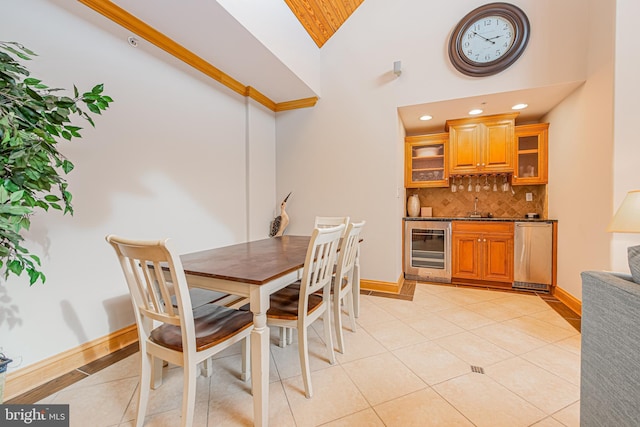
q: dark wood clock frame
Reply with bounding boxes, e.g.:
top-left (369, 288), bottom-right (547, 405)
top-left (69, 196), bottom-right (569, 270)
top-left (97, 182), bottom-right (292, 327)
top-left (448, 2), bottom-right (530, 77)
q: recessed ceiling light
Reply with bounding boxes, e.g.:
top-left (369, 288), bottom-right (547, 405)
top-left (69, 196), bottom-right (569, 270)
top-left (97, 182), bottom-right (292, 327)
top-left (419, 115), bottom-right (433, 121)
top-left (469, 109), bottom-right (483, 115)
top-left (512, 103), bottom-right (528, 110)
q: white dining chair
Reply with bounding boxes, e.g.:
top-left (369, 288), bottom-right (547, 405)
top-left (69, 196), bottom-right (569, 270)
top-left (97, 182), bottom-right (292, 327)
top-left (106, 235), bottom-right (253, 427)
top-left (279, 216), bottom-right (355, 348)
top-left (266, 224), bottom-right (344, 398)
top-left (332, 220), bottom-right (365, 353)
top-left (314, 216), bottom-right (350, 235)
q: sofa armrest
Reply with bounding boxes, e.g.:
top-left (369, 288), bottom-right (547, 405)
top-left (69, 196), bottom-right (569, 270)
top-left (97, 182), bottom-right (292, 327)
top-left (580, 270), bottom-right (640, 426)
top-left (582, 270), bottom-right (638, 296)
top-left (608, 271), bottom-right (633, 282)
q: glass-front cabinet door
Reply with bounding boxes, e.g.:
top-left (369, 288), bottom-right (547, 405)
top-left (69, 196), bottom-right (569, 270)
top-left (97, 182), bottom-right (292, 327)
top-left (405, 133), bottom-right (449, 188)
top-left (512, 123), bottom-right (549, 185)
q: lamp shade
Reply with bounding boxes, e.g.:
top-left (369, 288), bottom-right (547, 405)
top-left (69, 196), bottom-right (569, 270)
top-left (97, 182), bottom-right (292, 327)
top-left (608, 190), bottom-right (640, 233)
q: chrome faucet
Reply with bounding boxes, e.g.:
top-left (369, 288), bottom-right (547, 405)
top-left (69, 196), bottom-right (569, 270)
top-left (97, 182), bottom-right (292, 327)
top-left (468, 197), bottom-right (492, 218)
top-left (468, 197), bottom-right (482, 218)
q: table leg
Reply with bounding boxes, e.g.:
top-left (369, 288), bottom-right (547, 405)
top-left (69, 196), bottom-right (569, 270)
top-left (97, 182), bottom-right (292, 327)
top-left (250, 287), bottom-right (270, 427)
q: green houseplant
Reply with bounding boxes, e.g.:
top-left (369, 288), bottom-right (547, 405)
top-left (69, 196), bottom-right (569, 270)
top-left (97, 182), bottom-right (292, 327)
top-left (0, 41), bottom-right (112, 285)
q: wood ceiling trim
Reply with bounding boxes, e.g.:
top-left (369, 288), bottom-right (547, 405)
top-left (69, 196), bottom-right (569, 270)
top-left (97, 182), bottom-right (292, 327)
top-left (275, 97), bottom-right (318, 111)
top-left (245, 86), bottom-right (276, 111)
top-left (77, 0), bottom-right (317, 112)
top-left (284, 0), bottom-right (364, 48)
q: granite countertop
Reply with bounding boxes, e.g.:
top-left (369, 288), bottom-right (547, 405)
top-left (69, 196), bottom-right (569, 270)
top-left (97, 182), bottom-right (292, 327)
top-left (403, 217), bottom-right (557, 222)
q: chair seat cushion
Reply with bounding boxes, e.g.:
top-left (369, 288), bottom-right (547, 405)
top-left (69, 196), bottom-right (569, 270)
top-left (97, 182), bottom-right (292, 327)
top-left (266, 282), bottom-right (324, 320)
top-left (150, 304), bottom-right (253, 352)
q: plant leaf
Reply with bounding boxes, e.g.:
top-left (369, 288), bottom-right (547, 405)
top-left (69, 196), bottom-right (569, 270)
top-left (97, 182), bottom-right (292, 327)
top-left (61, 160), bottom-right (74, 174)
top-left (9, 190), bottom-right (24, 203)
top-left (0, 41), bottom-right (112, 285)
top-left (86, 103), bottom-right (100, 114)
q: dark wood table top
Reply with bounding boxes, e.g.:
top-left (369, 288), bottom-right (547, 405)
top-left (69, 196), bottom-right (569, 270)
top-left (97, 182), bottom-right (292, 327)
top-left (180, 235), bottom-right (311, 285)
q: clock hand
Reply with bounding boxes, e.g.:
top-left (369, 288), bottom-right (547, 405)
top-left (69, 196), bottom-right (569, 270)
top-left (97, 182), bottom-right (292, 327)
top-left (472, 31), bottom-right (496, 44)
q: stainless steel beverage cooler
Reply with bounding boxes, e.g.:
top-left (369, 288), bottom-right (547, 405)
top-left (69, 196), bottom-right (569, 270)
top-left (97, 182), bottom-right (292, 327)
top-left (404, 220), bottom-right (452, 283)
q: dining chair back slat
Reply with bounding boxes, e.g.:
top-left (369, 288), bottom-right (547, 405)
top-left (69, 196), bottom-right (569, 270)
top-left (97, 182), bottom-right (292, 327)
top-left (299, 224), bottom-right (344, 315)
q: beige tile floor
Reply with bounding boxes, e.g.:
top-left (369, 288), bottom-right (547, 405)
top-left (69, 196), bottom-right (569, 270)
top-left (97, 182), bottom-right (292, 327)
top-left (36, 283), bottom-right (581, 426)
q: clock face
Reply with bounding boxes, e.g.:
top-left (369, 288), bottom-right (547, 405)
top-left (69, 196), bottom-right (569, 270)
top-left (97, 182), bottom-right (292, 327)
top-left (448, 3), bottom-right (530, 77)
top-left (461, 16), bottom-right (515, 64)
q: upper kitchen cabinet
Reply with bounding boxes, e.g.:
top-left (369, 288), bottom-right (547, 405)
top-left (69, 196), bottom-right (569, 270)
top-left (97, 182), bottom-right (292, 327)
top-left (512, 123), bottom-right (549, 185)
top-left (446, 113), bottom-right (518, 174)
top-left (405, 133), bottom-right (449, 187)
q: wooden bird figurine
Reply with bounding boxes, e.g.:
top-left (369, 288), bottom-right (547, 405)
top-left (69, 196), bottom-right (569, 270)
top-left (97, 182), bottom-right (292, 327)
top-left (270, 192), bottom-right (291, 237)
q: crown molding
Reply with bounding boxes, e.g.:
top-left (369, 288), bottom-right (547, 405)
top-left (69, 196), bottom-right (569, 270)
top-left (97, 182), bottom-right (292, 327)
top-left (78, 0), bottom-right (318, 112)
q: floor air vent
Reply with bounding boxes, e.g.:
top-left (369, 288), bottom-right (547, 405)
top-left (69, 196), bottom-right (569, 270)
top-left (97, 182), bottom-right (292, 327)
top-left (512, 281), bottom-right (550, 293)
top-left (470, 365), bottom-right (485, 374)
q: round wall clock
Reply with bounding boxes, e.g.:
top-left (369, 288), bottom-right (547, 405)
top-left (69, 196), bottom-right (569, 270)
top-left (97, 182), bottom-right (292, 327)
top-left (448, 2), bottom-right (530, 77)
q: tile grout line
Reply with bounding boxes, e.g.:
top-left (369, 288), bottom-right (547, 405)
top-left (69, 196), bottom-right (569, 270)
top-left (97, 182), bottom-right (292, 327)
top-left (6, 284), bottom-right (579, 409)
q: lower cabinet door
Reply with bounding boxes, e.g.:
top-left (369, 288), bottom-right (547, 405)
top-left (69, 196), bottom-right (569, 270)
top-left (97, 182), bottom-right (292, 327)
top-left (483, 235), bottom-right (514, 282)
top-left (452, 233), bottom-right (481, 280)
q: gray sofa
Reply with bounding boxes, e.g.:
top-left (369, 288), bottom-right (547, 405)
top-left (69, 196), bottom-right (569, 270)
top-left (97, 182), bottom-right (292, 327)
top-left (580, 270), bottom-right (640, 426)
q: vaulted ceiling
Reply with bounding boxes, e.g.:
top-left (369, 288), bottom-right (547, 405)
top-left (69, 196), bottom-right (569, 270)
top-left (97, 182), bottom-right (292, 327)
top-left (284, 0), bottom-right (364, 47)
top-left (77, 0), bottom-right (363, 112)
top-left (76, 1), bottom-right (580, 133)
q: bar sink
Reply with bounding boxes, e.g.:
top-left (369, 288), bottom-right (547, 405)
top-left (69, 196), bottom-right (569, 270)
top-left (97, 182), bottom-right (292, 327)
top-left (467, 212), bottom-right (493, 218)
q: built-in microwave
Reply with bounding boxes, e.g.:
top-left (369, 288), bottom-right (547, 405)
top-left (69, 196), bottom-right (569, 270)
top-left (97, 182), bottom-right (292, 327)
top-left (404, 220), bottom-right (452, 283)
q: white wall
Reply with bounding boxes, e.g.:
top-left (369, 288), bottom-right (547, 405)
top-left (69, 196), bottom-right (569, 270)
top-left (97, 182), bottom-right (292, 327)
top-left (216, 0), bottom-right (322, 97)
top-left (1, 0), bottom-right (276, 370)
top-left (611, 0), bottom-right (640, 270)
top-left (547, 0), bottom-right (616, 299)
top-left (247, 101), bottom-right (278, 240)
top-left (276, 0), bottom-right (592, 284)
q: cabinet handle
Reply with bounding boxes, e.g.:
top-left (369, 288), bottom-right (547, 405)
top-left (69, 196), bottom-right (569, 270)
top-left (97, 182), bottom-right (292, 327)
top-left (476, 163), bottom-right (480, 167)
top-left (477, 238), bottom-right (481, 242)
top-left (483, 239), bottom-right (486, 242)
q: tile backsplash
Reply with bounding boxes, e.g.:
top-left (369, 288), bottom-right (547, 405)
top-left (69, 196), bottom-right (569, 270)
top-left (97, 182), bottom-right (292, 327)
top-left (407, 184), bottom-right (547, 219)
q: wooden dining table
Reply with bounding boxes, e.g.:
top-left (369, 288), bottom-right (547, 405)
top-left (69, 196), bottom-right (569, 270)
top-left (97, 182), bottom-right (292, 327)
top-left (179, 235), bottom-right (310, 427)
top-left (178, 234), bottom-right (362, 426)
